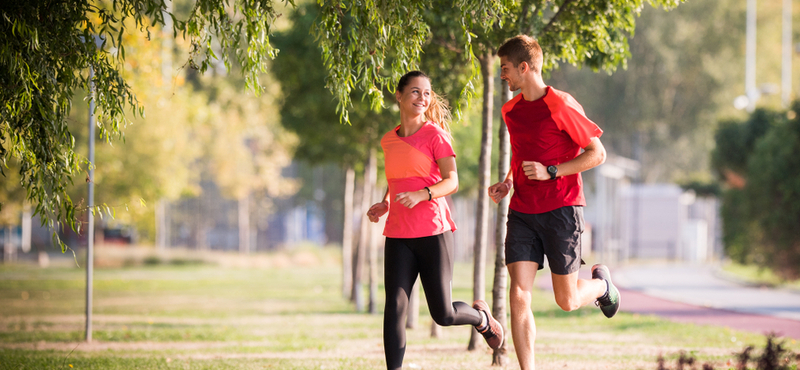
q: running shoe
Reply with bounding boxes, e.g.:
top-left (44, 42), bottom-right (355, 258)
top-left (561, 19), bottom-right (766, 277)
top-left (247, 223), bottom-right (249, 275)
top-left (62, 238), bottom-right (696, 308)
top-left (472, 299), bottom-right (504, 349)
top-left (591, 264), bottom-right (620, 318)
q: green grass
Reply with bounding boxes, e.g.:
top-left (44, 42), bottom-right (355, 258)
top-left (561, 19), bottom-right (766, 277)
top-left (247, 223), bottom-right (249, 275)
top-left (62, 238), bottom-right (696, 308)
top-left (0, 247), bottom-right (797, 370)
top-left (720, 261), bottom-right (800, 291)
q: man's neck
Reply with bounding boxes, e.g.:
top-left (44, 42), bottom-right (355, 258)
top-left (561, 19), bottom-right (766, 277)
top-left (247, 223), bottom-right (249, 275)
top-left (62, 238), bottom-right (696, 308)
top-left (520, 76), bottom-right (548, 102)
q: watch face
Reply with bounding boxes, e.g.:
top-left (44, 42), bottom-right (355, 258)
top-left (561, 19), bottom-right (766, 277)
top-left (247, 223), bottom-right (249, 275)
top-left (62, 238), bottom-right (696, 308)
top-left (547, 165), bottom-right (557, 179)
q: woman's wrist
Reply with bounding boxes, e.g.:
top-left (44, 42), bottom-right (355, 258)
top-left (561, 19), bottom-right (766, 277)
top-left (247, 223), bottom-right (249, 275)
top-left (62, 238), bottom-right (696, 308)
top-left (423, 187), bottom-right (432, 201)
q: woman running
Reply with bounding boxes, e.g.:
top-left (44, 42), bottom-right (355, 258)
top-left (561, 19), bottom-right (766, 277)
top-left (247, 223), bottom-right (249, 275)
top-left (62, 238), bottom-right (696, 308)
top-left (367, 70), bottom-right (504, 370)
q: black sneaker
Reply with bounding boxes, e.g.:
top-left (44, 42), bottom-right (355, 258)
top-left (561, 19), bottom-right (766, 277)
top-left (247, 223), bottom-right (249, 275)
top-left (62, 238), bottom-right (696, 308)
top-left (591, 264), bottom-right (620, 318)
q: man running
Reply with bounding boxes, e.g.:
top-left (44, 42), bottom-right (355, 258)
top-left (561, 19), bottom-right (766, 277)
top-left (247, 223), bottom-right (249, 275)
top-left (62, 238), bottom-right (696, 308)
top-left (488, 35), bottom-right (621, 370)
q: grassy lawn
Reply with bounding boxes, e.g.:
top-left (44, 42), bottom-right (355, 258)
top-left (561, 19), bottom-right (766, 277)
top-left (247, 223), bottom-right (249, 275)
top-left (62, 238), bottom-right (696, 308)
top-left (0, 247), bottom-right (796, 370)
top-left (720, 261), bottom-right (800, 291)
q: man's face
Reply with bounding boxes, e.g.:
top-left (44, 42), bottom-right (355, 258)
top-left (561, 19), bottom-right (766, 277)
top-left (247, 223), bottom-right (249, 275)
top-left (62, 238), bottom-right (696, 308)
top-left (499, 56), bottom-right (523, 92)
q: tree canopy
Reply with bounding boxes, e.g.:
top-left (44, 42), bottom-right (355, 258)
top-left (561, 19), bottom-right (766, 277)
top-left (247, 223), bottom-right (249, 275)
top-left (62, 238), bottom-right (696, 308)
top-left (2, 0), bottom-right (682, 250)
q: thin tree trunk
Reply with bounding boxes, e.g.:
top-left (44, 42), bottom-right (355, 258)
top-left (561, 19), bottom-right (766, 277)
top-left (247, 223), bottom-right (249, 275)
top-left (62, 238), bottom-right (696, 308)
top-left (351, 177), bottom-right (363, 303)
top-left (367, 153), bottom-right (380, 314)
top-left (21, 203), bottom-right (31, 253)
top-left (238, 194), bottom-right (250, 254)
top-left (342, 165), bottom-right (355, 299)
top-left (156, 199), bottom-right (167, 250)
top-left (354, 148), bottom-right (377, 312)
top-left (3, 225), bottom-right (14, 263)
top-left (492, 79), bottom-right (513, 366)
top-left (469, 52), bottom-right (495, 350)
top-left (430, 316), bottom-right (442, 338)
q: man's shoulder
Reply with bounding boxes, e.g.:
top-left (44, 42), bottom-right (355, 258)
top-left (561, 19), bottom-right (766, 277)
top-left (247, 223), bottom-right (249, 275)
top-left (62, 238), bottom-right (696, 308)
top-left (544, 87), bottom-right (584, 114)
top-left (501, 92), bottom-right (524, 113)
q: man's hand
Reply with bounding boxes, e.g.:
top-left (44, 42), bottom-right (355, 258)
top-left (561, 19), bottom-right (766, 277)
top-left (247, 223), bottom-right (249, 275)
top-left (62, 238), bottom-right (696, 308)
top-left (366, 201), bottom-right (389, 223)
top-left (488, 180), bottom-right (512, 203)
top-left (522, 161), bottom-right (549, 181)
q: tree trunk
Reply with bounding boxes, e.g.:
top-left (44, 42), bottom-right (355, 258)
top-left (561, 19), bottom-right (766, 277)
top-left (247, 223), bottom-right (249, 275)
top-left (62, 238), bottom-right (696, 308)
top-left (351, 177), bottom-right (363, 303)
top-left (492, 79), bottom-right (513, 366)
top-left (238, 194), bottom-right (250, 254)
top-left (430, 316), bottom-right (442, 338)
top-left (3, 225), bottom-right (14, 263)
top-left (367, 152), bottom-right (380, 314)
top-left (156, 199), bottom-right (167, 250)
top-left (342, 165), bottom-right (355, 299)
top-left (21, 204), bottom-right (31, 253)
top-left (354, 148), bottom-right (377, 312)
top-left (469, 52), bottom-right (495, 350)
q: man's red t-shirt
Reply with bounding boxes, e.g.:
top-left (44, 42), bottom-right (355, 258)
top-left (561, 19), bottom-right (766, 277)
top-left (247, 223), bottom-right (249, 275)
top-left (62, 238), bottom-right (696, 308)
top-left (501, 86), bottom-right (603, 214)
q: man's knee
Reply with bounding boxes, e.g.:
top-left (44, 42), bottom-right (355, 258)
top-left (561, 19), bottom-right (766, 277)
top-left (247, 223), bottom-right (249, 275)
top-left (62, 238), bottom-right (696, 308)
top-left (509, 286), bottom-right (532, 310)
top-left (555, 296), bottom-right (581, 312)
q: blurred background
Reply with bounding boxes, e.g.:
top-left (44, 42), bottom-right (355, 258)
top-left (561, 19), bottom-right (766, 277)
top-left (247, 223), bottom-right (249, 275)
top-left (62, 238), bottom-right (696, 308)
top-left (1, 0), bottom-right (798, 282)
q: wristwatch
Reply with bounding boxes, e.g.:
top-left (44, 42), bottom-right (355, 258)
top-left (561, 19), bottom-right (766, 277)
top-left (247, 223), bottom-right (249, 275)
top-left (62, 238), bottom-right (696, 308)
top-left (547, 165), bottom-right (558, 180)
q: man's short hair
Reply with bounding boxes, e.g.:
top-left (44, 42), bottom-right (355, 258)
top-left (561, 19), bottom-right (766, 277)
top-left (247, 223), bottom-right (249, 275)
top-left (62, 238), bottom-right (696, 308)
top-left (497, 35), bottom-right (543, 73)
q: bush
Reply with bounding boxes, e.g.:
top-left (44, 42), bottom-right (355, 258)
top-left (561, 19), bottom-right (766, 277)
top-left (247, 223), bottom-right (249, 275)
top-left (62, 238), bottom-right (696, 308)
top-left (656, 334), bottom-right (797, 370)
top-left (712, 104), bottom-right (800, 279)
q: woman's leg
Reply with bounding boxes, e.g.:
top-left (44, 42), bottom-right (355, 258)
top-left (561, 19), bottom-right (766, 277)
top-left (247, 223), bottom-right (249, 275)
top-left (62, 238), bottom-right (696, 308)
top-left (383, 238), bottom-right (419, 370)
top-left (416, 231), bottom-right (483, 327)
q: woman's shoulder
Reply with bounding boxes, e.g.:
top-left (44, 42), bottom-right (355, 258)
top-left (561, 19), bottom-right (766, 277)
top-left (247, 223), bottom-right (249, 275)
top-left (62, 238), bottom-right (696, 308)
top-left (422, 121), bottom-right (451, 138)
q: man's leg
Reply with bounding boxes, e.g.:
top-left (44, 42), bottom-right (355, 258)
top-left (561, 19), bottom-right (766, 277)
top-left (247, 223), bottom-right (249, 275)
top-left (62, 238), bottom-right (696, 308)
top-left (508, 261), bottom-right (539, 370)
top-left (551, 271), bottom-right (606, 312)
top-left (540, 206), bottom-right (608, 312)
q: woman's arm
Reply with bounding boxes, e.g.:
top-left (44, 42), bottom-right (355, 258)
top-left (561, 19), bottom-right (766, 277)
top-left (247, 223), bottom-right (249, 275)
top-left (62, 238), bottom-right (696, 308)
top-left (394, 156), bottom-right (458, 208)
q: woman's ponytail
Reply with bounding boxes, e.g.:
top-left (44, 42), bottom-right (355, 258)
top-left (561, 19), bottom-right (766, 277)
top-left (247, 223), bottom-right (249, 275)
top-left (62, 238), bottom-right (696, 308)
top-left (425, 91), bottom-right (452, 137)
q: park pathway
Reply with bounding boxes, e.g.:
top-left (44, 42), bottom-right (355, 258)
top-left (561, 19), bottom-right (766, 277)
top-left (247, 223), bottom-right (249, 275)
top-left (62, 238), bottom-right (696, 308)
top-left (536, 262), bottom-right (800, 340)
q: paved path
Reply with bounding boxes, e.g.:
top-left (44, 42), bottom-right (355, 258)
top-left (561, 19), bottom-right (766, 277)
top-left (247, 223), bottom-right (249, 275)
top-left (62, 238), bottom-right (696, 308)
top-left (535, 263), bottom-right (800, 340)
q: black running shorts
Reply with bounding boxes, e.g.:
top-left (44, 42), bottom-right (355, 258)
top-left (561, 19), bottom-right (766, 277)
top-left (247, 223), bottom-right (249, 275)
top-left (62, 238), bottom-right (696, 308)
top-left (504, 206), bottom-right (585, 275)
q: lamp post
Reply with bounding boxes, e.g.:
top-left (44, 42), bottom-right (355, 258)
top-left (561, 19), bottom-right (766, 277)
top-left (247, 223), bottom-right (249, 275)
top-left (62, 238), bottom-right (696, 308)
top-left (782, 0), bottom-right (792, 108)
top-left (745, 0), bottom-right (757, 112)
top-left (85, 34), bottom-right (103, 343)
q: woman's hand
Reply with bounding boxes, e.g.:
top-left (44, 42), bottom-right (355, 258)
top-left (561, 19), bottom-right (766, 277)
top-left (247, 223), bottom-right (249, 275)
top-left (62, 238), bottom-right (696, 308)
top-left (367, 201), bottom-right (389, 222)
top-left (395, 189), bottom-right (428, 209)
top-left (488, 179), bottom-right (512, 203)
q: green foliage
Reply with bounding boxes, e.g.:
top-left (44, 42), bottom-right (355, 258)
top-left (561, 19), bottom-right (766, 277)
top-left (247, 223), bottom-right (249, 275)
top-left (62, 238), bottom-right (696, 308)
top-left (548, 0), bottom-right (744, 183)
top-left (1, 1), bottom-right (143, 249)
top-left (313, 0), bottom-right (683, 124)
top-left (1, 0), bottom-right (294, 251)
top-left (273, 4), bottom-right (387, 168)
top-left (712, 105), bottom-right (800, 279)
top-left (2, 0), bottom-right (687, 251)
top-left (656, 334), bottom-right (798, 370)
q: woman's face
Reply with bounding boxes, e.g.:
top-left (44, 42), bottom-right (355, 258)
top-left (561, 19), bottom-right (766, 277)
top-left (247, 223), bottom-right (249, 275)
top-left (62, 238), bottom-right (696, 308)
top-left (396, 77), bottom-right (432, 117)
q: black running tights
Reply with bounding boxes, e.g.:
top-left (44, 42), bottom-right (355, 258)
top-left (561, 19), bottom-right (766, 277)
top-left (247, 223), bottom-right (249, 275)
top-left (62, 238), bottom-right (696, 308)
top-left (383, 231), bottom-right (483, 370)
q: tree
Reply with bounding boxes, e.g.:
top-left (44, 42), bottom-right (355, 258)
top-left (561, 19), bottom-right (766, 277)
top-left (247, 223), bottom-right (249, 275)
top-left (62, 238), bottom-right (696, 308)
top-left (1, 0), bottom-right (290, 249)
top-left (711, 105), bottom-right (800, 280)
top-left (548, 0), bottom-right (746, 183)
top-left (272, 3), bottom-right (392, 312)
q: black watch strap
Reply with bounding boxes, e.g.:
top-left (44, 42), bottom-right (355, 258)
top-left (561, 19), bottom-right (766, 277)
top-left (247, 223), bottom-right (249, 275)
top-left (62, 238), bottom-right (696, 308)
top-left (547, 165), bottom-right (558, 180)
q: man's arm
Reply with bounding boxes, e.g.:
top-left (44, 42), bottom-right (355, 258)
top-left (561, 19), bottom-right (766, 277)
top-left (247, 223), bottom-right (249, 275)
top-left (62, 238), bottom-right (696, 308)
top-left (488, 169), bottom-right (514, 203)
top-left (522, 137), bottom-right (606, 180)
